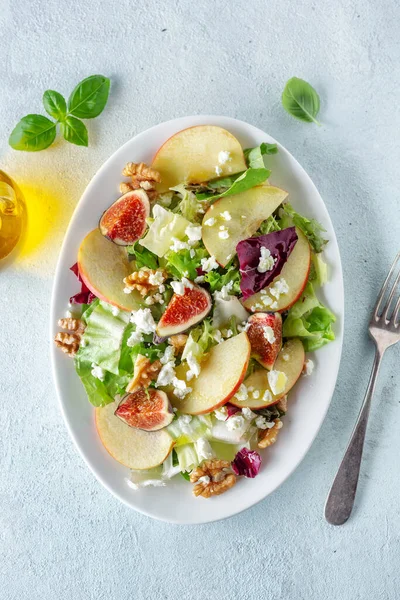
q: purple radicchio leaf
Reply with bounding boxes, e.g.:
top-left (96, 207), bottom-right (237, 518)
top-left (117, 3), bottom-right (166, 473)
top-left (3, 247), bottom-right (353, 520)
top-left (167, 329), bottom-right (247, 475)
top-left (231, 448), bottom-right (262, 478)
top-left (236, 227), bottom-right (298, 299)
top-left (69, 263), bottom-right (97, 305)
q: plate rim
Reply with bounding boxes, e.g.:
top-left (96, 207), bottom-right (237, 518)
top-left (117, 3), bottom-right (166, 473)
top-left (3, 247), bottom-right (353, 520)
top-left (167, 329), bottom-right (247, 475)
top-left (50, 114), bottom-right (344, 524)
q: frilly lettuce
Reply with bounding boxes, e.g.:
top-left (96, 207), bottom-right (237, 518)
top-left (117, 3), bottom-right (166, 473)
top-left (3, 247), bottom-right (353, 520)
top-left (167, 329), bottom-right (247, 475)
top-left (126, 242), bottom-right (159, 270)
top-left (283, 282), bottom-right (335, 351)
top-left (165, 247), bottom-right (208, 280)
top-left (279, 202), bottom-right (327, 253)
top-left (204, 262), bottom-right (241, 294)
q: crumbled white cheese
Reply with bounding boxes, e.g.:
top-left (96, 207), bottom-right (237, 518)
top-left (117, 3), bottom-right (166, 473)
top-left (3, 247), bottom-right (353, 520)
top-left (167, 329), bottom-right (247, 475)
top-left (247, 386), bottom-right (254, 392)
top-left (257, 247), bottom-right (276, 273)
top-left (145, 296), bottom-right (155, 306)
top-left (267, 370), bottom-right (288, 395)
top-left (130, 308), bottom-right (156, 334)
top-left (158, 284), bottom-right (166, 293)
top-left (177, 414), bottom-right (193, 434)
top-left (195, 437), bottom-right (214, 461)
top-left (263, 325), bottom-right (276, 344)
top-left (197, 475), bottom-right (211, 485)
top-left (186, 352), bottom-right (201, 380)
top-left (252, 390), bottom-right (260, 399)
top-left (148, 270), bottom-right (165, 286)
top-left (123, 287), bottom-right (132, 294)
top-left (282, 353), bottom-right (290, 362)
top-left (65, 310), bottom-right (73, 318)
top-left (214, 407), bottom-right (228, 421)
top-left (237, 320), bottom-right (251, 333)
top-left (170, 237), bottom-right (190, 252)
top-left (127, 330), bottom-right (144, 347)
top-left (255, 416), bottom-right (275, 430)
top-left (214, 280), bottom-right (233, 301)
top-left (213, 330), bottom-right (223, 343)
top-left (222, 328), bottom-right (233, 338)
top-left (218, 150), bottom-right (231, 164)
top-left (218, 226), bottom-right (230, 240)
top-left (91, 363), bottom-right (105, 381)
top-left (204, 217), bottom-right (216, 226)
top-left (303, 359), bottom-right (314, 376)
top-left (172, 377), bottom-right (192, 399)
top-left (194, 275), bottom-right (205, 283)
top-left (261, 295), bottom-right (273, 307)
top-left (215, 165), bottom-right (222, 176)
top-left (171, 277), bottom-right (193, 296)
top-left (201, 255), bottom-right (219, 272)
top-left (235, 383), bottom-right (248, 402)
top-left (276, 420), bottom-right (283, 429)
top-left (111, 306), bottom-right (120, 316)
top-left (226, 415), bottom-right (245, 431)
top-left (160, 345), bottom-right (175, 365)
top-left (270, 301), bottom-right (278, 310)
top-left (156, 362), bottom-right (176, 386)
top-left (262, 389), bottom-right (273, 403)
top-left (190, 249), bottom-right (195, 258)
top-left (185, 224), bottom-right (202, 244)
top-left (269, 278), bottom-right (289, 299)
top-left (242, 407), bottom-right (257, 421)
top-left (220, 210), bottom-right (232, 221)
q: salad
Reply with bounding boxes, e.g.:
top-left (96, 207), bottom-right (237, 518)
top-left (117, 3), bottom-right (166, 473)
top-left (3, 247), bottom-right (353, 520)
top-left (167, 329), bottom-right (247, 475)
top-left (54, 125), bottom-right (336, 498)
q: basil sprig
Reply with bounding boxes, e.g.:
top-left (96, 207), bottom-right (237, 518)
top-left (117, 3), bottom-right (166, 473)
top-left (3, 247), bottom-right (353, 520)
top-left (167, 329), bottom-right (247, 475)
top-left (282, 77), bottom-right (321, 125)
top-left (9, 75), bottom-right (110, 151)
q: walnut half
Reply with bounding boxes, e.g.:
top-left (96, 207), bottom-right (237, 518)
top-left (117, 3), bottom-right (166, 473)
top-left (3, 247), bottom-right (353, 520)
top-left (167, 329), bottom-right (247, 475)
top-left (126, 354), bottom-right (161, 393)
top-left (190, 459), bottom-right (236, 498)
top-left (54, 318), bottom-right (86, 357)
top-left (258, 419), bottom-right (283, 449)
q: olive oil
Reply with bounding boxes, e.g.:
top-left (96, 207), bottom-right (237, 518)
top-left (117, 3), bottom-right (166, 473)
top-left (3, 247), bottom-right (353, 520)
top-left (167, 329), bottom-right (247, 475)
top-left (0, 170), bottom-right (25, 260)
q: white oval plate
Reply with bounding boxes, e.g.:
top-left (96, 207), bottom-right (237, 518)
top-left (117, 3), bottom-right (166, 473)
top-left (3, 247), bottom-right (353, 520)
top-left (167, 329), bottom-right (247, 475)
top-left (50, 116), bottom-right (344, 524)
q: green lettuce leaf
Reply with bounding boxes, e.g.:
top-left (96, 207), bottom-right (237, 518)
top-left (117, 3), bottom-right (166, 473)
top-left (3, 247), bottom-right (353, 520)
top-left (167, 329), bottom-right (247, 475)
top-left (257, 214), bottom-right (281, 235)
top-left (244, 142), bottom-right (278, 169)
top-left (197, 168), bottom-right (270, 202)
top-left (309, 252), bottom-right (328, 287)
top-left (203, 262), bottom-right (241, 294)
top-left (126, 242), bottom-right (159, 270)
top-left (283, 282), bottom-right (336, 351)
top-left (165, 247), bottom-right (208, 280)
top-left (76, 301), bottom-right (130, 374)
top-left (170, 183), bottom-right (205, 222)
top-left (279, 202), bottom-right (327, 253)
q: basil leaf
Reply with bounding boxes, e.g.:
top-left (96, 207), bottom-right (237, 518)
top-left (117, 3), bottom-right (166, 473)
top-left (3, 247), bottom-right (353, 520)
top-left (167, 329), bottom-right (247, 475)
top-left (204, 168), bottom-right (270, 202)
top-left (68, 75), bottom-right (110, 119)
top-left (282, 77), bottom-right (321, 125)
top-left (43, 90), bottom-right (67, 121)
top-left (9, 114), bottom-right (57, 152)
top-left (61, 116), bottom-right (88, 146)
top-left (244, 143), bottom-right (278, 169)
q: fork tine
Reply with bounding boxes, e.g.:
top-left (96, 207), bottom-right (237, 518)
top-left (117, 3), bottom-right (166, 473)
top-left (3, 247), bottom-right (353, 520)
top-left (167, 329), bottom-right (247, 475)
top-left (383, 268), bottom-right (400, 322)
top-left (393, 295), bottom-right (400, 326)
top-left (373, 252), bottom-right (400, 320)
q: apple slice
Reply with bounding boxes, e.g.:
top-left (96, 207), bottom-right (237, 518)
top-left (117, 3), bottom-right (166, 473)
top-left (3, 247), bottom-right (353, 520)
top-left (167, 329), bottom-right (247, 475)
top-left (96, 401), bottom-right (174, 470)
top-left (242, 228), bottom-right (311, 313)
top-left (169, 332), bottom-right (251, 415)
top-left (78, 228), bottom-right (142, 311)
top-left (152, 125), bottom-right (247, 192)
top-left (247, 312), bottom-right (282, 369)
top-left (202, 185), bottom-right (288, 267)
top-left (230, 338), bottom-right (305, 409)
top-left (156, 284), bottom-right (212, 337)
top-left (99, 190), bottom-right (150, 246)
top-left (115, 389), bottom-right (173, 431)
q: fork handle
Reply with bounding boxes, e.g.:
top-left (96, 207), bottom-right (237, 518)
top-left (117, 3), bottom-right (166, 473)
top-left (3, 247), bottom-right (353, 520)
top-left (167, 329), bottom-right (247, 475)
top-left (324, 348), bottom-right (384, 525)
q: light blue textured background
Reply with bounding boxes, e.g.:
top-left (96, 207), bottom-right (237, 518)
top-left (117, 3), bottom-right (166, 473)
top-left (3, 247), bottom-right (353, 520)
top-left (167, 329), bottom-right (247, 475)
top-left (1, 0), bottom-right (400, 598)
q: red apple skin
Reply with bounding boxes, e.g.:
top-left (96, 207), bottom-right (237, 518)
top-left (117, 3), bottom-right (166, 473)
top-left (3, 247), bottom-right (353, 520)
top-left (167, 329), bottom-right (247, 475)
top-left (247, 312), bottom-right (282, 370)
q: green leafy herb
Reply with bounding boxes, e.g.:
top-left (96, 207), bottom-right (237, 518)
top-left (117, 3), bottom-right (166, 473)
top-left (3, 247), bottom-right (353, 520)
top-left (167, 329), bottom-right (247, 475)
top-left (127, 243), bottom-right (159, 270)
top-left (282, 77), bottom-right (321, 125)
top-left (197, 168), bottom-right (270, 203)
top-left (244, 142), bottom-right (278, 169)
top-left (9, 74), bottom-right (110, 152)
top-left (60, 116), bottom-right (88, 147)
top-left (257, 214), bottom-right (281, 235)
top-left (279, 202), bottom-right (327, 253)
top-left (204, 262), bottom-right (241, 294)
top-left (283, 282), bottom-right (335, 351)
top-left (9, 115), bottom-right (57, 152)
top-left (165, 247), bottom-right (208, 280)
top-left (68, 75), bottom-right (110, 119)
top-left (43, 90), bottom-right (67, 121)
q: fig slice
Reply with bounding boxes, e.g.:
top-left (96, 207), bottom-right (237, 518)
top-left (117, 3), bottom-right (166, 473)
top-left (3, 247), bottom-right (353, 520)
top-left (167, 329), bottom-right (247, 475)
top-left (156, 284), bottom-right (212, 337)
top-left (99, 189), bottom-right (150, 246)
top-left (247, 312), bottom-right (282, 370)
top-left (115, 388), bottom-right (173, 431)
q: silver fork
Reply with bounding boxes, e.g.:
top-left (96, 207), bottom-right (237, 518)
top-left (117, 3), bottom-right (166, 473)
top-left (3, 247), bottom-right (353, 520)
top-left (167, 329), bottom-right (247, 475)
top-left (325, 252), bottom-right (400, 525)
